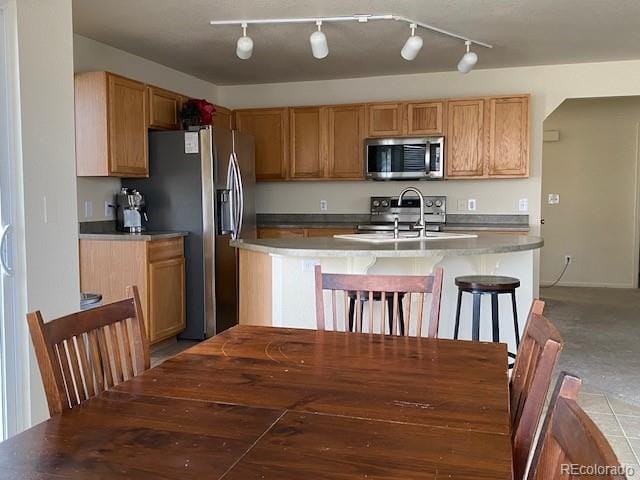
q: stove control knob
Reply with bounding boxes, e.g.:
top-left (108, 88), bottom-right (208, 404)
top-left (381, 200), bottom-right (389, 207)
top-left (435, 200), bottom-right (443, 207)
top-left (372, 200), bottom-right (380, 207)
top-left (425, 200), bottom-right (434, 207)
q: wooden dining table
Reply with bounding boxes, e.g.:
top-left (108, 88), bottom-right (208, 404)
top-left (0, 325), bottom-right (513, 479)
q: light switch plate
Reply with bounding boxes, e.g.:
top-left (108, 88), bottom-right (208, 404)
top-left (456, 199), bottom-right (466, 211)
top-left (320, 200), bottom-right (328, 211)
top-left (518, 198), bottom-right (528, 212)
top-left (548, 194), bottom-right (560, 205)
top-left (467, 199), bottom-right (477, 211)
top-left (105, 201), bottom-right (113, 218)
top-left (84, 201), bottom-right (93, 219)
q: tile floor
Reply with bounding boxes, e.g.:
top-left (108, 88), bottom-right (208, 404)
top-left (150, 339), bottom-right (198, 367)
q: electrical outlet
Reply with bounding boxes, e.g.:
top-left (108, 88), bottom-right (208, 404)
top-left (548, 194), bottom-right (560, 205)
top-left (518, 198), bottom-right (528, 212)
top-left (564, 255), bottom-right (572, 264)
top-left (320, 200), bottom-right (328, 211)
top-left (84, 201), bottom-right (93, 219)
top-left (104, 201), bottom-right (113, 218)
top-left (467, 198), bottom-right (477, 211)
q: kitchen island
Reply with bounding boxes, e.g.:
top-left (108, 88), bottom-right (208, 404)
top-left (231, 234), bottom-right (543, 352)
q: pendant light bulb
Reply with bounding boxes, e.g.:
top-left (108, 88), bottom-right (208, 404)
top-left (310, 20), bottom-right (329, 59)
top-left (236, 23), bottom-right (253, 60)
top-left (400, 24), bottom-right (423, 61)
top-left (457, 40), bottom-right (478, 73)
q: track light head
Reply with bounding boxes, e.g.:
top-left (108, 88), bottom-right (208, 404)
top-left (310, 20), bottom-right (329, 59)
top-left (236, 23), bottom-right (253, 60)
top-left (400, 24), bottom-right (423, 61)
top-left (457, 40), bottom-right (478, 73)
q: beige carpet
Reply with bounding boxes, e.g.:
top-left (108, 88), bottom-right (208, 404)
top-left (542, 286), bottom-right (640, 406)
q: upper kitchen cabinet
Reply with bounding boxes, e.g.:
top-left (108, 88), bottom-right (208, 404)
top-left (406, 101), bottom-right (444, 135)
top-left (147, 85), bottom-right (182, 130)
top-left (367, 102), bottom-right (404, 137)
top-left (446, 99), bottom-right (486, 178)
top-left (235, 108), bottom-right (289, 181)
top-left (75, 72), bottom-right (148, 177)
top-left (327, 104), bottom-right (366, 179)
top-left (487, 95), bottom-right (529, 177)
top-left (289, 107), bottom-right (326, 179)
top-left (213, 105), bottom-right (233, 129)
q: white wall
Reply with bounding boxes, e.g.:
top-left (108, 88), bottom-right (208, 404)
top-left (14, 0), bottom-right (79, 427)
top-left (74, 35), bottom-right (219, 222)
top-left (218, 59), bottom-right (640, 227)
top-left (541, 97), bottom-right (640, 288)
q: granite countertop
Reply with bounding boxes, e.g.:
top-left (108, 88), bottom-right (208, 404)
top-left (79, 231), bottom-right (188, 241)
top-left (231, 233), bottom-right (543, 258)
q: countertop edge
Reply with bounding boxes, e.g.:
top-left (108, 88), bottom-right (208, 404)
top-left (231, 236), bottom-right (544, 258)
top-left (79, 232), bottom-right (189, 241)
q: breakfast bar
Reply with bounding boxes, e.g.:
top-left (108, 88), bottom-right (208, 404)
top-left (232, 234), bottom-right (543, 352)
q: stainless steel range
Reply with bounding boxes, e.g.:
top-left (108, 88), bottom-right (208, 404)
top-left (358, 195), bottom-right (446, 233)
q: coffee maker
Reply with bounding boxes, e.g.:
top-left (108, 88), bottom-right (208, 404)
top-left (116, 188), bottom-right (148, 233)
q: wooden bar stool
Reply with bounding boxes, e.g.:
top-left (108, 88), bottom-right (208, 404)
top-left (453, 275), bottom-right (521, 365)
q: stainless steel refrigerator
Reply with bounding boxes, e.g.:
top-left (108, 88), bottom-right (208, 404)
top-left (124, 126), bottom-right (256, 339)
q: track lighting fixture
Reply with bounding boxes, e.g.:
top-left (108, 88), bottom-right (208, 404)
top-left (400, 23), bottom-right (423, 61)
top-left (457, 40), bottom-right (478, 74)
top-left (309, 20), bottom-right (329, 59)
top-left (235, 23), bottom-right (253, 60)
top-left (212, 14), bottom-right (491, 72)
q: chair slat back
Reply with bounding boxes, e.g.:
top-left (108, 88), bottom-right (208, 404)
top-left (511, 299), bottom-right (564, 480)
top-left (27, 286), bottom-right (150, 416)
top-left (314, 266), bottom-right (443, 338)
top-left (528, 373), bottom-right (626, 480)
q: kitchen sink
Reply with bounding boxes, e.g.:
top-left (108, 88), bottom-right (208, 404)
top-left (333, 232), bottom-right (478, 243)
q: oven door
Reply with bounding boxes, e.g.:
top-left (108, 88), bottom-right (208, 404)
top-left (365, 137), bottom-right (443, 180)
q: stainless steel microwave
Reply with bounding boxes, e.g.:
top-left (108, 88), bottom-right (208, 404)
top-left (365, 137), bottom-right (444, 180)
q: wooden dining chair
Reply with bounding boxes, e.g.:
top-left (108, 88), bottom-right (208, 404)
top-left (511, 299), bottom-right (564, 480)
top-left (314, 265), bottom-right (444, 337)
top-left (27, 286), bottom-right (150, 416)
top-left (527, 372), bottom-right (626, 480)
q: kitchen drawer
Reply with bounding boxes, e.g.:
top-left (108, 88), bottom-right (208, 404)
top-left (147, 237), bottom-right (184, 262)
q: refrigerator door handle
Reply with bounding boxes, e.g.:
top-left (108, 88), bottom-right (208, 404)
top-left (232, 152), bottom-right (244, 238)
top-left (0, 224), bottom-right (13, 276)
top-left (225, 154), bottom-right (236, 236)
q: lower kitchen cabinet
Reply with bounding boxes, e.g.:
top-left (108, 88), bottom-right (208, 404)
top-left (258, 227), bottom-right (356, 238)
top-left (79, 236), bottom-right (186, 344)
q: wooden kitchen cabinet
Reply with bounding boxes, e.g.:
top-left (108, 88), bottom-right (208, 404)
top-left (446, 99), bottom-right (486, 178)
top-left (75, 72), bottom-right (148, 177)
top-left (327, 104), bottom-right (366, 179)
top-left (289, 107), bottom-right (326, 178)
top-left (79, 236), bottom-right (186, 344)
top-left (235, 108), bottom-right (289, 180)
top-left (213, 105), bottom-right (233, 129)
top-left (487, 95), bottom-right (529, 177)
top-left (257, 228), bottom-right (306, 239)
top-left (406, 101), bottom-right (444, 135)
top-left (367, 102), bottom-right (404, 137)
top-left (147, 85), bottom-right (182, 130)
top-left (258, 227), bottom-right (356, 238)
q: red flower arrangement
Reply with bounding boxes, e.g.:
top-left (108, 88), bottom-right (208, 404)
top-left (180, 99), bottom-right (216, 128)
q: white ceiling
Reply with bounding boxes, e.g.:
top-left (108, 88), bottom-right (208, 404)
top-left (72, 0), bottom-right (640, 85)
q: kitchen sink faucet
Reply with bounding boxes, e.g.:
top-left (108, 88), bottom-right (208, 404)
top-left (398, 187), bottom-right (427, 238)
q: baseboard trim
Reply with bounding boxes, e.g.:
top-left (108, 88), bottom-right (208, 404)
top-left (540, 280), bottom-right (635, 289)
